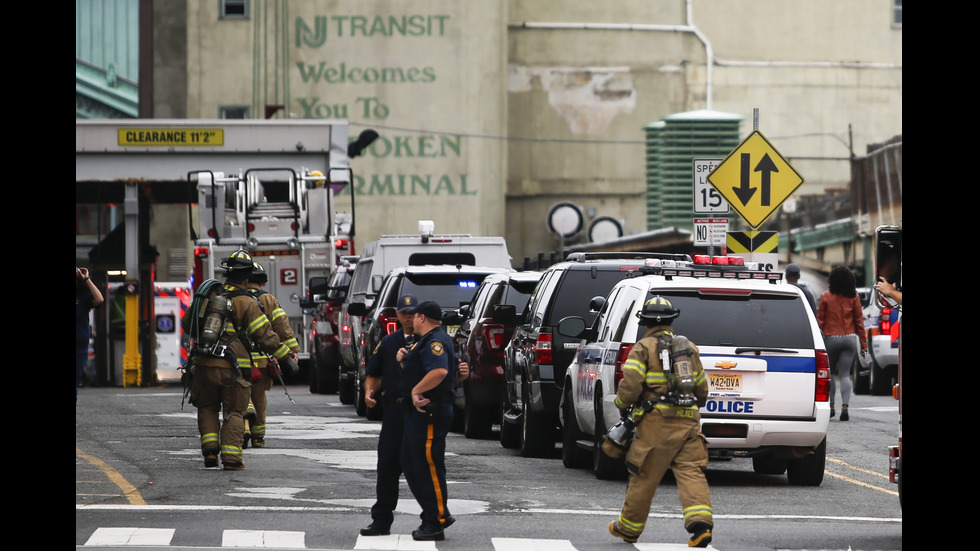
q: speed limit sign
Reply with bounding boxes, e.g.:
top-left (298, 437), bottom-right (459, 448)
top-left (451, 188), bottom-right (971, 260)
top-left (693, 159), bottom-right (730, 214)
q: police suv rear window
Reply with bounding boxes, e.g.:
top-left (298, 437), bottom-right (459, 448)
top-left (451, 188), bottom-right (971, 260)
top-left (637, 291), bottom-right (815, 349)
top-left (398, 273), bottom-right (486, 310)
top-left (548, 270), bottom-right (636, 326)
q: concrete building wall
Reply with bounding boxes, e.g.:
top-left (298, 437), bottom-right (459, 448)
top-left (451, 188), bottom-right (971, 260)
top-left (150, 0), bottom-right (900, 265)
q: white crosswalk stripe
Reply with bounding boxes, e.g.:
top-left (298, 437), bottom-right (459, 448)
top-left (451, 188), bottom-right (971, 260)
top-left (222, 529), bottom-right (305, 548)
top-left (84, 527), bottom-right (175, 546)
top-left (81, 527), bottom-right (728, 549)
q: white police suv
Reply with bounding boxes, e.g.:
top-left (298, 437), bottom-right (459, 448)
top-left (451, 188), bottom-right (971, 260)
top-left (558, 255), bottom-right (831, 486)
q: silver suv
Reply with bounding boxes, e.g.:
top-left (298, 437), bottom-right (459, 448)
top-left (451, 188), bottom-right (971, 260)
top-left (558, 255), bottom-right (830, 486)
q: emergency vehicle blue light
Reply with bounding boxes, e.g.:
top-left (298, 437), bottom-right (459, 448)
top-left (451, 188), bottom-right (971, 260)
top-left (458, 280), bottom-right (477, 288)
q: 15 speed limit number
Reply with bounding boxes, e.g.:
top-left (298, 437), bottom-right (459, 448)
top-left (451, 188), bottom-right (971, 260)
top-left (694, 159), bottom-right (730, 214)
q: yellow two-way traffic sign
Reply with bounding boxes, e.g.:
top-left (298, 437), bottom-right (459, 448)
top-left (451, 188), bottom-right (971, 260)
top-left (706, 130), bottom-right (804, 229)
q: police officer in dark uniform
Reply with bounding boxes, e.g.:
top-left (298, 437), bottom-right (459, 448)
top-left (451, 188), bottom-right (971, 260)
top-left (396, 300), bottom-right (457, 541)
top-left (359, 294), bottom-right (419, 537)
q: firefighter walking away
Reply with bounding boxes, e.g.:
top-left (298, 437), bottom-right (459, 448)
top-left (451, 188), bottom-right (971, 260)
top-left (181, 250), bottom-right (293, 470)
top-left (607, 296), bottom-right (713, 547)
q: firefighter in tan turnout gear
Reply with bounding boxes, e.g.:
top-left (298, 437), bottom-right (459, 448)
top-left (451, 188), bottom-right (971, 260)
top-left (244, 261), bottom-right (300, 448)
top-left (181, 250), bottom-right (292, 470)
top-left (608, 296), bottom-right (714, 548)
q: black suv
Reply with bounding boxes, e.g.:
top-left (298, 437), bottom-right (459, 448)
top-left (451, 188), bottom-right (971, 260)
top-left (451, 270), bottom-right (543, 438)
top-left (350, 264), bottom-right (511, 419)
top-left (500, 251), bottom-right (692, 457)
top-left (303, 257), bottom-right (357, 394)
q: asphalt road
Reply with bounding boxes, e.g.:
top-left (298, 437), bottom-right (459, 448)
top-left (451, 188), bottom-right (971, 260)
top-left (76, 382), bottom-right (901, 551)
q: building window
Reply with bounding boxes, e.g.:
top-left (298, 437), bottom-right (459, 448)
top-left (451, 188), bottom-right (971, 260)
top-left (220, 106), bottom-right (250, 119)
top-left (893, 0), bottom-right (902, 27)
top-left (220, 0), bottom-right (249, 19)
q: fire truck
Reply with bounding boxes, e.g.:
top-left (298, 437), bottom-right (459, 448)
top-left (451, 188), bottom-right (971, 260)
top-left (190, 166), bottom-right (353, 383)
top-left (873, 224), bottom-right (902, 508)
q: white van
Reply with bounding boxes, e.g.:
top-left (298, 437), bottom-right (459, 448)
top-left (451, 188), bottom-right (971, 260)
top-left (336, 220), bottom-right (512, 404)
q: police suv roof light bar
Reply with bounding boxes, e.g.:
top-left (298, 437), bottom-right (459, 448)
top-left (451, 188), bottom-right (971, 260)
top-left (639, 256), bottom-right (782, 283)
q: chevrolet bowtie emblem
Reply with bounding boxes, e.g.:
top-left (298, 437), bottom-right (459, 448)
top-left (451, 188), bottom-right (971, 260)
top-left (715, 361), bottom-right (737, 370)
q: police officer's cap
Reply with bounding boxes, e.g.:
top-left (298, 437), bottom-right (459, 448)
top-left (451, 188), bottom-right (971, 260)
top-left (637, 295), bottom-right (680, 324)
top-left (410, 300), bottom-right (443, 321)
top-left (396, 294), bottom-right (419, 313)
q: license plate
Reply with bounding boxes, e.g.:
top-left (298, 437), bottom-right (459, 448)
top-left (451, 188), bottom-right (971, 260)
top-left (709, 373), bottom-right (742, 393)
top-left (446, 325), bottom-right (459, 337)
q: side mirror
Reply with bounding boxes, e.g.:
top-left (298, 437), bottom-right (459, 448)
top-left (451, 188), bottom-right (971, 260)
top-left (491, 304), bottom-right (517, 324)
top-left (299, 296), bottom-right (314, 309)
top-left (557, 316), bottom-right (587, 338)
top-left (308, 276), bottom-right (330, 295)
top-left (588, 295), bottom-right (606, 313)
top-left (371, 275), bottom-right (385, 293)
top-left (347, 302), bottom-right (367, 317)
top-left (873, 225), bottom-right (902, 309)
top-left (442, 311), bottom-right (462, 325)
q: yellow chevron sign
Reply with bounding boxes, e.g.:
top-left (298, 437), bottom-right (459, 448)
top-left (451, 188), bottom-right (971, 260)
top-left (727, 231), bottom-right (779, 253)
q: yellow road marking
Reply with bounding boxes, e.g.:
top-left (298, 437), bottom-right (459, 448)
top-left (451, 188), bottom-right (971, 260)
top-left (76, 446), bottom-right (146, 505)
top-left (826, 457), bottom-right (897, 496)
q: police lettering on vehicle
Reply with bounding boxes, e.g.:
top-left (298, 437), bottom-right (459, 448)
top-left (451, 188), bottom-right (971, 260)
top-left (704, 400), bottom-right (755, 413)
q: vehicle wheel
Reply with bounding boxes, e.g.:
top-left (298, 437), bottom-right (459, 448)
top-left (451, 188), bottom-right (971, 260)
top-left (520, 384), bottom-right (553, 458)
top-left (561, 386), bottom-right (589, 469)
top-left (355, 378), bottom-right (367, 416)
top-left (752, 454), bottom-right (787, 475)
top-left (786, 437), bottom-right (826, 486)
top-left (870, 361), bottom-right (894, 396)
top-left (853, 367), bottom-right (870, 395)
top-left (592, 389), bottom-right (626, 480)
top-left (499, 397), bottom-right (520, 449)
top-left (464, 386), bottom-right (493, 439)
top-left (308, 361), bottom-right (318, 394)
top-left (338, 374), bottom-right (355, 405)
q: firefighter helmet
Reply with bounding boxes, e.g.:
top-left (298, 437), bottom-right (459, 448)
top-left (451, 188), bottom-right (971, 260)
top-left (637, 295), bottom-right (680, 324)
top-left (220, 249), bottom-right (254, 277)
top-left (251, 261), bottom-right (268, 283)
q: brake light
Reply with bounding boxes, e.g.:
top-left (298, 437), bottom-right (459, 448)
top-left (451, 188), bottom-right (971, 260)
top-left (533, 331), bottom-right (553, 365)
top-left (482, 324), bottom-right (507, 349)
top-left (614, 343), bottom-right (634, 392)
top-left (380, 312), bottom-right (399, 336)
top-left (815, 350), bottom-right (830, 402)
top-left (880, 307), bottom-right (892, 333)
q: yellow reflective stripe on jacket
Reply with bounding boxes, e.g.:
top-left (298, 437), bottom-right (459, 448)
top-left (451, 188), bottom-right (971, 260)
top-left (272, 343), bottom-right (291, 359)
top-left (614, 395), bottom-right (630, 409)
top-left (644, 371), bottom-right (668, 386)
top-left (247, 315), bottom-right (272, 335)
top-left (623, 358), bottom-right (646, 376)
top-left (270, 307), bottom-right (287, 323)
